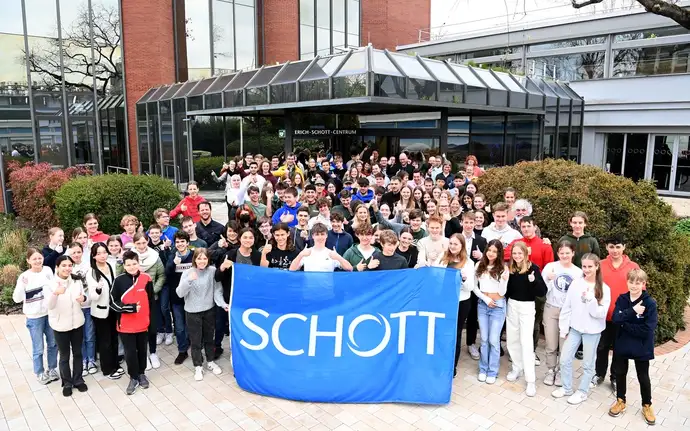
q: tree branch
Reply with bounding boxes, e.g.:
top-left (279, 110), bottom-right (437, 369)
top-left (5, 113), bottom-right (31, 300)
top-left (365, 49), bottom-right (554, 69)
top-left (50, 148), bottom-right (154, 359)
top-left (573, 0), bottom-right (690, 30)
top-left (571, 0), bottom-right (605, 8)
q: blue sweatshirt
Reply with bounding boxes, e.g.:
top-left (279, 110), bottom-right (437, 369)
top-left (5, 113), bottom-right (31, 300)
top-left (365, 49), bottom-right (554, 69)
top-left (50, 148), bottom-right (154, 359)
top-left (326, 230), bottom-right (353, 256)
top-left (351, 188), bottom-right (374, 203)
top-left (271, 203), bottom-right (302, 227)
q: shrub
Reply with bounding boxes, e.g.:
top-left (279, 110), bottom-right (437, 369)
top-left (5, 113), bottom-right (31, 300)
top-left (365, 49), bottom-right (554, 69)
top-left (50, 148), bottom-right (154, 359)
top-left (0, 264), bottom-right (21, 311)
top-left (8, 162), bottom-right (90, 231)
top-left (0, 230), bottom-right (30, 268)
top-left (477, 159), bottom-right (690, 343)
top-left (193, 156), bottom-right (226, 189)
top-left (54, 174), bottom-right (181, 235)
top-left (676, 218), bottom-right (690, 237)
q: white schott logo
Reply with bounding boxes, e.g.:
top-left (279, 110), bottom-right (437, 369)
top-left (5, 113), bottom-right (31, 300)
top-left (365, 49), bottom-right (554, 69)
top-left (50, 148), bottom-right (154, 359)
top-left (239, 309), bottom-right (446, 357)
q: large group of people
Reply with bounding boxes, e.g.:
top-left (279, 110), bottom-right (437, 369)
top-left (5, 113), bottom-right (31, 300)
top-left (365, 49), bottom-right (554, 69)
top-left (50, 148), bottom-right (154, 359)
top-left (13, 147), bottom-right (657, 425)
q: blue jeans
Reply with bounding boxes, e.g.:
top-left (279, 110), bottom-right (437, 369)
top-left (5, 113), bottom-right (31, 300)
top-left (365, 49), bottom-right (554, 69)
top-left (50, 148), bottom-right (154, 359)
top-left (560, 328), bottom-right (601, 394)
top-left (81, 308), bottom-right (96, 363)
top-left (477, 298), bottom-right (507, 378)
top-left (157, 286), bottom-right (173, 334)
top-left (26, 316), bottom-right (58, 375)
top-left (171, 303), bottom-right (190, 352)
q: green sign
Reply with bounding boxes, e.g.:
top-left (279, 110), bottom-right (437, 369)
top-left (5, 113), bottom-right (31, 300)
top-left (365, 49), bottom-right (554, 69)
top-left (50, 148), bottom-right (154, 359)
top-left (278, 129), bottom-right (286, 138)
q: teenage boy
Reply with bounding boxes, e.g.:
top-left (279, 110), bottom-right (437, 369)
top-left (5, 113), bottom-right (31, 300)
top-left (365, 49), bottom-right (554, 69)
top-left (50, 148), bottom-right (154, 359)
top-left (460, 212), bottom-right (487, 359)
top-left (148, 224), bottom-right (171, 266)
top-left (408, 169), bottom-right (424, 190)
top-left (423, 177), bottom-right (434, 194)
top-left (408, 209), bottom-right (428, 245)
top-left (608, 269), bottom-right (657, 426)
top-left (110, 251), bottom-right (154, 395)
top-left (332, 190), bottom-right (355, 222)
top-left (309, 198), bottom-right (332, 230)
top-left (381, 176), bottom-right (402, 209)
top-left (435, 174), bottom-right (448, 190)
top-left (181, 217), bottom-right (208, 250)
top-left (303, 184), bottom-right (320, 217)
top-left (593, 235), bottom-right (640, 391)
top-left (481, 203), bottom-right (522, 248)
top-left (148, 224), bottom-right (173, 347)
top-left (351, 178), bottom-right (374, 204)
top-left (370, 230), bottom-right (407, 270)
top-left (164, 231), bottom-right (193, 365)
top-left (152, 208), bottom-right (178, 245)
top-left (240, 161), bottom-right (266, 196)
top-left (415, 216), bottom-right (449, 267)
top-left (326, 212), bottom-right (353, 256)
top-left (291, 206), bottom-right (312, 251)
top-left (289, 223), bottom-right (354, 272)
top-left (245, 185), bottom-right (272, 218)
top-left (314, 177), bottom-right (327, 197)
top-left (196, 202), bottom-right (225, 246)
top-left (558, 211), bottom-right (600, 268)
top-left (271, 187), bottom-right (301, 227)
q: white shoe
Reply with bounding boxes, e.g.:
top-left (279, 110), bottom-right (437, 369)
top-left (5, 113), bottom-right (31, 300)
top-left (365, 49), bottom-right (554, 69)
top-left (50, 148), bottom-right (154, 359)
top-left (567, 390), bottom-right (588, 405)
top-left (506, 368), bottom-right (521, 382)
top-left (534, 352), bottom-right (541, 366)
top-left (486, 376), bottom-right (496, 384)
top-left (552, 387), bottom-right (573, 399)
top-left (468, 344), bottom-right (480, 360)
top-left (554, 371), bottom-right (562, 387)
top-left (150, 353), bottom-right (161, 369)
top-left (146, 358), bottom-right (152, 371)
top-left (164, 333), bottom-right (174, 346)
top-left (194, 366), bottom-right (203, 381)
top-left (543, 368), bottom-right (555, 386)
top-left (206, 361), bottom-right (222, 376)
top-left (156, 333), bottom-right (164, 345)
top-left (478, 373), bottom-right (487, 382)
top-left (526, 382), bottom-right (536, 397)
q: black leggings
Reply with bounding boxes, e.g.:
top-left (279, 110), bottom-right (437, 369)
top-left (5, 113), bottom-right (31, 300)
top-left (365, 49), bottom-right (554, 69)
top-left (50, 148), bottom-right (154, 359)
top-left (465, 292), bottom-right (479, 346)
top-left (613, 356), bottom-right (652, 405)
top-left (454, 299), bottom-right (472, 369)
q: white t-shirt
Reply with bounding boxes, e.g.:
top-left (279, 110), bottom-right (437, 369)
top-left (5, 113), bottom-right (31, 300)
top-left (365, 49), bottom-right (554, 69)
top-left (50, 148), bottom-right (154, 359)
top-left (543, 261), bottom-right (583, 308)
top-left (357, 245), bottom-right (376, 260)
top-left (300, 247), bottom-right (341, 272)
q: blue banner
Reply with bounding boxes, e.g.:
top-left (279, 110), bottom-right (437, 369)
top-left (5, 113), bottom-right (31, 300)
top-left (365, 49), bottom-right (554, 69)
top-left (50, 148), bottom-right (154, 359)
top-left (230, 266), bottom-right (460, 404)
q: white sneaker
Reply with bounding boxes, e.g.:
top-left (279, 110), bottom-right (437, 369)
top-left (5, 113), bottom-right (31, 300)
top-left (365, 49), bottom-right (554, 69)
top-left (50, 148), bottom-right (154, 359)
top-left (478, 373), bottom-right (487, 382)
top-left (164, 333), bottom-right (174, 346)
top-left (468, 344), bottom-right (480, 360)
top-left (526, 383), bottom-right (536, 397)
top-left (206, 361), bottom-right (222, 376)
top-left (150, 353), bottom-right (161, 369)
top-left (506, 368), bottom-right (521, 382)
top-left (567, 390), bottom-right (588, 405)
top-left (156, 333), bottom-right (164, 345)
top-left (543, 368), bottom-right (555, 386)
top-left (552, 387), bottom-right (573, 398)
top-left (146, 358), bottom-right (152, 371)
top-left (194, 366), bottom-right (203, 381)
top-left (534, 352), bottom-right (541, 366)
top-left (486, 376), bottom-right (497, 384)
top-left (554, 371), bottom-right (562, 387)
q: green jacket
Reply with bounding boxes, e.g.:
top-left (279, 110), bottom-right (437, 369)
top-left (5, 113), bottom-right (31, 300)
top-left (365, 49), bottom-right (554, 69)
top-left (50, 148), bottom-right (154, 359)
top-left (558, 233), bottom-right (600, 267)
top-left (342, 244), bottom-right (380, 271)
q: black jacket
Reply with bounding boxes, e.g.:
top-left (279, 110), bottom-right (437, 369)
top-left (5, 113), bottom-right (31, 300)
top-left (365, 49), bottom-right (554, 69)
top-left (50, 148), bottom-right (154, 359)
top-left (42, 245), bottom-right (66, 271)
top-left (465, 234), bottom-right (487, 263)
top-left (148, 239), bottom-right (172, 270)
top-left (612, 291), bottom-right (657, 361)
top-left (214, 248), bottom-right (261, 303)
top-left (506, 263), bottom-right (547, 302)
top-left (165, 251), bottom-right (194, 305)
top-left (208, 239), bottom-right (239, 266)
top-left (197, 219), bottom-right (225, 246)
top-left (443, 217), bottom-right (462, 238)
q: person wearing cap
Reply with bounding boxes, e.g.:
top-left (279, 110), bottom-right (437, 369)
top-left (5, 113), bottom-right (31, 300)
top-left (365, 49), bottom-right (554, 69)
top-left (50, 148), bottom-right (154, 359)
top-left (314, 177), bottom-right (327, 197)
top-left (302, 184), bottom-right (320, 217)
top-left (351, 178), bottom-right (375, 204)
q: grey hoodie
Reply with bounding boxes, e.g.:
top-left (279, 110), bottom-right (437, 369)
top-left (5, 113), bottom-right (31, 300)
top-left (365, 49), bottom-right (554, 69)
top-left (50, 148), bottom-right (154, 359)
top-left (176, 266), bottom-right (227, 313)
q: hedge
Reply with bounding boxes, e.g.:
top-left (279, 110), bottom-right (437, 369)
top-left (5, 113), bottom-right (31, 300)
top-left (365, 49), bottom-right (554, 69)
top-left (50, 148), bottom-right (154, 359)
top-left (477, 159), bottom-right (690, 343)
top-left (54, 174), bottom-right (181, 235)
top-left (193, 156), bottom-right (226, 190)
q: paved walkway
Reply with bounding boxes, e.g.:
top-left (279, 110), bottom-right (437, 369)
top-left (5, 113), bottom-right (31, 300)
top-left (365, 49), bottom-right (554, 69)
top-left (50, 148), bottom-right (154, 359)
top-left (0, 314), bottom-right (688, 431)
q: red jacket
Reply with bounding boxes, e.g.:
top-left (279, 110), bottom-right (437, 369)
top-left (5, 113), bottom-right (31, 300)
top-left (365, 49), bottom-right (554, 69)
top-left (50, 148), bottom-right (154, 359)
top-left (602, 255), bottom-right (640, 321)
top-left (170, 195), bottom-right (207, 223)
top-left (88, 232), bottom-right (110, 244)
top-left (504, 235), bottom-right (554, 270)
top-left (110, 271), bottom-right (154, 334)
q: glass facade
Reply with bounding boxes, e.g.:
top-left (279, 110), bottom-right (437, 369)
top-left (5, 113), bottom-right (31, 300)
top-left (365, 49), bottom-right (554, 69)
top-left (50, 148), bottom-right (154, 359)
top-left (300, 0), bottom-right (360, 59)
top-left (1, 0), bottom-right (128, 174)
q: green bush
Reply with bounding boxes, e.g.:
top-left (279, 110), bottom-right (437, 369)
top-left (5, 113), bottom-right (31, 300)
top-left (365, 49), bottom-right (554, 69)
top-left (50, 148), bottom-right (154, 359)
top-left (675, 218), bottom-right (690, 237)
top-left (54, 174), bottom-right (181, 235)
top-left (193, 156), bottom-right (226, 190)
top-left (478, 159), bottom-right (690, 343)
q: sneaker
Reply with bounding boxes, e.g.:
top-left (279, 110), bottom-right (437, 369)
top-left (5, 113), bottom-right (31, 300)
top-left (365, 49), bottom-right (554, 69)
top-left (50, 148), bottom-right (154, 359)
top-left (526, 383), bottom-right (536, 397)
top-left (75, 383), bottom-right (88, 393)
top-left (146, 358), bottom-right (152, 371)
top-left (554, 371), bottom-right (562, 387)
top-left (108, 371), bottom-right (122, 380)
top-left (37, 372), bottom-right (50, 385)
top-left (609, 398), bottom-right (626, 417)
top-left (174, 352), bottom-right (188, 365)
top-left (543, 369), bottom-right (555, 386)
top-left (567, 390), bottom-right (588, 405)
top-left (478, 373), bottom-right (487, 382)
top-left (194, 366), bottom-right (203, 381)
top-left (113, 367), bottom-right (125, 377)
top-left (214, 347), bottom-right (224, 361)
top-left (48, 369), bottom-right (60, 382)
top-left (468, 344), bottom-right (480, 360)
top-left (575, 350), bottom-right (584, 360)
top-left (552, 387), bottom-right (574, 398)
top-left (82, 362), bottom-right (88, 377)
top-left (590, 375), bottom-right (604, 389)
top-left (149, 353), bottom-right (161, 369)
top-left (486, 376), bottom-right (496, 384)
top-left (87, 362), bottom-right (98, 374)
top-left (156, 333), bottom-right (164, 345)
top-left (534, 352), bottom-right (541, 366)
top-left (62, 386), bottom-right (73, 397)
top-left (206, 361), bottom-right (222, 376)
top-left (642, 404), bottom-right (655, 425)
top-left (506, 368), bottom-right (521, 382)
top-left (139, 374), bottom-right (150, 389)
top-left (164, 333), bottom-right (174, 346)
top-left (126, 378), bottom-right (139, 395)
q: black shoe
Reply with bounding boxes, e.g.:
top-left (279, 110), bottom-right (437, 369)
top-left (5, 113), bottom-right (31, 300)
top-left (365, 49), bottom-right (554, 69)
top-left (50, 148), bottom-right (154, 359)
top-left (75, 383), bottom-right (88, 393)
top-left (575, 351), bottom-right (584, 360)
top-left (62, 386), bottom-right (73, 397)
top-left (214, 347), bottom-right (224, 361)
top-left (174, 352), bottom-right (188, 365)
top-left (118, 355), bottom-right (124, 364)
top-left (139, 375), bottom-right (150, 389)
top-left (126, 378), bottom-right (139, 395)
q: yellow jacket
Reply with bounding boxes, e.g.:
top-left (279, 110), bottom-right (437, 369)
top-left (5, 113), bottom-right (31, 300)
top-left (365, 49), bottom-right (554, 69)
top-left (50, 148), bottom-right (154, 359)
top-left (272, 164), bottom-right (304, 180)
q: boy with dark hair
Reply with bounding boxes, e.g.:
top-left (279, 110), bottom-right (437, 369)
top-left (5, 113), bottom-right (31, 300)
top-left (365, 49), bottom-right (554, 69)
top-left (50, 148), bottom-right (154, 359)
top-left (326, 212), bottom-right (353, 256)
top-left (303, 184), bottom-right (320, 217)
top-left (181, 217), bottom-right (208, 250)
top-left (332, 189), bottom-right (355, 221)
top-left (196, 201), bottom-right (225, 246)
top-left (152, 208), bottom-right (178, 245)
top-left (110, 250), bottom-right (154, 395)
top-left (148, 223), bottom-right (173, 347)
top-left (408, 209), bottom-right (428, 245)
top-left (165, 231), bottom-right (193, 365)
top-left (351, 177), bottom-right (374, 203)
top-left (435, 173), bottom-right (448, 190)
top-left (272, 187), bottom-right (301, 227)
top-left (289, 223), bottom-right (353, 272)
top-left (558, 211), bottom-right (600, 268)
top-left (246, 186), bottom-right (270, 218)
top-left (291, 206), bottom-right (312, 251)
top-left (371, 230), bottom-right (407, 270)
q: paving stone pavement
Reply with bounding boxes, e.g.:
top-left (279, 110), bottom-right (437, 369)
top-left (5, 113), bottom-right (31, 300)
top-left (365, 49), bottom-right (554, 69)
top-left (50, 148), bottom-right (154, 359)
top-left (0, 314), bottom-right (689, 431)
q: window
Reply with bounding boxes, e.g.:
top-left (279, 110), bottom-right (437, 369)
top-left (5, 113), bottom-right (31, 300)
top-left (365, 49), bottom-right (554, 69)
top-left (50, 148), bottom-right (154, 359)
top-left (614, 27), bottom-right (687, 43)
top-left (613, 44), bottom-right (690, 77)
top-left (530, 36), bottom-right (606, 52)
top-left (213, 0), bottom-right (235, 73)
top-left (299, 0), bottom-right (359, 58)
top-left (457, 47), bottom-right (522, 60)
top-left (185, 0), bottom-right (212, 78)
top-left (605, 133), bottom-right (648, 182)
top-left (529, 52), bottom-right (605, 81)
top-left (347, 0), bottom-right (360, 47)
top-left (235, 4), bottom-right (256, 70)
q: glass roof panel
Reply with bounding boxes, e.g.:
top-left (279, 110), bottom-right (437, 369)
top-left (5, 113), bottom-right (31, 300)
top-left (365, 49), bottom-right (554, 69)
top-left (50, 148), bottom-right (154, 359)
top-left (389, 53), bottom-right (432, 80)
top-left (371, 51), bottom-right (403, 77)
top-left (536, 78), bottom-right (558, 97)
top-left (449, 64), bottom-right (485, 88)
top-left (495, 73), bottom-right (524, 93)
top-left (160, 83), bottom-right (184, 100)
top-left (334, 50), bottom-right (368, 77)
top-left (422, 59), bottom-right (460, 84)
top-left (148, 86), bottom-right (170, 102)
top-left (546, 81), bottom-right (572, 100)
top-left (272, 61), bottom-right (312, 85)
top-left (514, 76), bottom-right (544, 96)
top-left (471, 68), bottom-right (506, 91)
top-left (226, 70), bottom-right (258, 90)
top-left (559, 83), bottom-right (582, 102)
top-left (137, 87), bottom-right (159, 103)
top-left (205, 74), bottom-right (236, 94)
top-left (247, 66), bottom-right (282, 88)
top-left (173, 80), bottom-right (200, 98)
top-left (301, 57), bottom-right (333, 81)
top-left (187, 78), bottom-right (217, 97)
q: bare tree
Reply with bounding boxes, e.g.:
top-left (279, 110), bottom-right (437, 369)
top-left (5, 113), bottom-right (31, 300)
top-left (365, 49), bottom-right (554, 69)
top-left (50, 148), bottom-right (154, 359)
top-left (22, 3), bottom-right (122, 94)
top-left (572, 0), bottom-right (690, 29)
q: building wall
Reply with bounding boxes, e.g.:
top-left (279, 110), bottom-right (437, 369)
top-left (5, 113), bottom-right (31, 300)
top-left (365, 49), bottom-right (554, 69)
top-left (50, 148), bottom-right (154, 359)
top-left (263, 0), bottom-right (299, 65)
top-left (362, 0), bottom-right (430, 50)
top-left (121, 0), bottom-right (177, 174)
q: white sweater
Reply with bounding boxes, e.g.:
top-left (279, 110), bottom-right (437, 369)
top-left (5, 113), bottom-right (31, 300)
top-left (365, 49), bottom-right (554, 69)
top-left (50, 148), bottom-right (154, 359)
top-left (87, 263), bottom-right (115, 319)
top-left (416, 236), bottom-right (449, 267)
top-left (45, 276), bottom-right (86, 332)
top-left (13, 267), bottom-right (53, 318)
top-left (472, 263), bottom-right (508, 305)
top-left (481, 223), bottom-right (522, 247)
top-left (559, 278), bottom-right (610, 338)
top-left (432, 257), bottom-right (475, 302)
top-left (543, 262), bottom-right (583, 308)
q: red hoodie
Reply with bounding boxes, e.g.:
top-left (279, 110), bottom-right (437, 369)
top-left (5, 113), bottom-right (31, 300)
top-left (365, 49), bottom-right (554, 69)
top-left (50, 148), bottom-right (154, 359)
top-left (601, 255), bottom-right (640, 321)
top-left (504, 235), bottom-right (554, 270)
top-left (88, 231), bottom-right (110, 244)
top-left (170, 195), bottom-right (207, 223)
